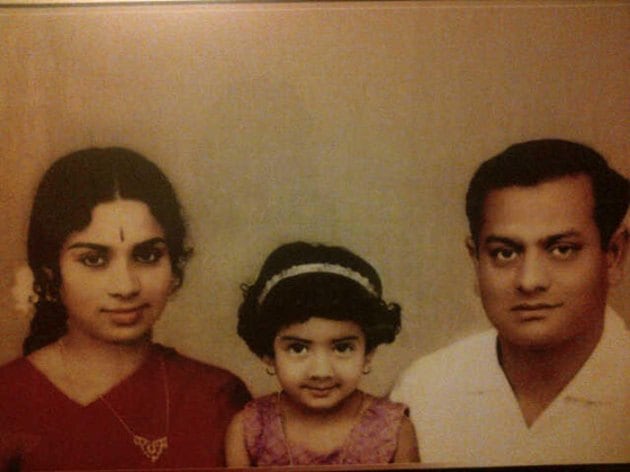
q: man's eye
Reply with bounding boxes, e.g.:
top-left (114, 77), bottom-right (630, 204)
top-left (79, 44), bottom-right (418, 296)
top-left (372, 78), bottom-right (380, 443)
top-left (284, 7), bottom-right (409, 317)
top-left (80, 253), bottom-right (107, 267)
top-left (134, 247), bottom-right (164, 264)
top-left (490, 248), bottom-right (517, 262)
top-left (550, 244), bottom-right (579, 259)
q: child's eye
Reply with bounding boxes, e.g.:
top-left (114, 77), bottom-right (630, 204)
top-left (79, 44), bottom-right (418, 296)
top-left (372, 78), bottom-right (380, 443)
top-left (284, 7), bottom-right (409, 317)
top-left (287, 343), bottom-right (308, 355)
top-left (334, 342), bottom-right (356, 355)
top-left (134, 246), bottom-right (165, 264)
top-left (79, 252), bottom-right (107, 268)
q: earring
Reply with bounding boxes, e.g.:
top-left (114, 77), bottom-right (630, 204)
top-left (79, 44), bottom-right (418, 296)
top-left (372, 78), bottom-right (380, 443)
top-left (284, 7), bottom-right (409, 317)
top-left (265, 366), bottom-right (276, 376)
top-left (362, 365), bottom-right (371, 375)
top-left (44, 289), bottom-right (58, 303)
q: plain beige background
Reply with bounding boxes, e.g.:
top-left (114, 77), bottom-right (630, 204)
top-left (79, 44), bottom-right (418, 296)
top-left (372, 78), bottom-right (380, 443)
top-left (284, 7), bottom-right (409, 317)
top-left (1, 1), bottom-right (628, 398)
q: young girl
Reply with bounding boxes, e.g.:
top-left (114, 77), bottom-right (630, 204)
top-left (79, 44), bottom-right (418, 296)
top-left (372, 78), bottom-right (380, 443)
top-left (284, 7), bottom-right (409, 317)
top-left (0, 147), bottom-right (250, 470)
top-left (226, 241), bottom-right (419, 465)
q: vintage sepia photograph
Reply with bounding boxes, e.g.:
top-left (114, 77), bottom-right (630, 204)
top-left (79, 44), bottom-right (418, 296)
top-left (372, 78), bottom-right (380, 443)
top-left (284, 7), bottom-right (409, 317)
top-left (1, 0), bottom-right (628, 469)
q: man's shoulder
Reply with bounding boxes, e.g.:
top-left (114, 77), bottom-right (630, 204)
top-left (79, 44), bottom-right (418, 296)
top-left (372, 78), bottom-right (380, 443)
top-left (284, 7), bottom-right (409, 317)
top-left (392, 329), bottom-right (497, 397)
top-left (407, 330), bottom-right (495, 374)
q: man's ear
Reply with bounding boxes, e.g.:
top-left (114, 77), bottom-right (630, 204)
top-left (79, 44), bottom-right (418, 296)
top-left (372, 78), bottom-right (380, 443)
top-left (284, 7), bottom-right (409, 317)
top-left (606, 225), bottom-right (629, 286)
top-left (466, 236), bottom-right (479, 263)
top-left (465, 237), bottom-right (481, 297)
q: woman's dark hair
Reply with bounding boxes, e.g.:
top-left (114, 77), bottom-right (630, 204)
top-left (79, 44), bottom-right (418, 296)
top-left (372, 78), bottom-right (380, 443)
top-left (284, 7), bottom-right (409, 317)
top-left (238, 241), bottom-right (401, 358)
top-left (23, 147), bottom-right (192, 355)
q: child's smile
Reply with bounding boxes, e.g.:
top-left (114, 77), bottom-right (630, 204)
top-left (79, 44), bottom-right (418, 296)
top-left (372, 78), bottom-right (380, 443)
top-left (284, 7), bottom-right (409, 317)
top-left (265, 317), bottom-right (372, 412)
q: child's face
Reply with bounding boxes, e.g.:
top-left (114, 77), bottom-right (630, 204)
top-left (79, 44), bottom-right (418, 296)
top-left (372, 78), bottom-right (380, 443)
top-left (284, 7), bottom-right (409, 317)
top-left (58, 199), bottom-right (174, 346)
top-left (265, 317), bottom-right (372, 411)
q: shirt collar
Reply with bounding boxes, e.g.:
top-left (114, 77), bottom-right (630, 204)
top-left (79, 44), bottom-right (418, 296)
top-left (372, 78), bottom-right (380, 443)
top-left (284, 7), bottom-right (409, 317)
top-left (467, 307), bottom-right (629, 402)
top-left (560, 307), bottom-right (629, 403)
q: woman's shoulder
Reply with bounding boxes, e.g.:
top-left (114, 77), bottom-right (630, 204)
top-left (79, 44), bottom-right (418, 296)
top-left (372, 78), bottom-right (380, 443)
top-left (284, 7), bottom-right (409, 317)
top-left (0, 356), bottom-right (39, 406)
top-left (0, 356), bottom-right (31, 382)
top-left (152, 344), bottom-right (250, 394)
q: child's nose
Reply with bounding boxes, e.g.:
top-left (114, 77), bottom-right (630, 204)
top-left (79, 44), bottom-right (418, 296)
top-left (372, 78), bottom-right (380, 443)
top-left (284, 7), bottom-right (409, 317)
top-left (309, 352), bottom-right (333, 378)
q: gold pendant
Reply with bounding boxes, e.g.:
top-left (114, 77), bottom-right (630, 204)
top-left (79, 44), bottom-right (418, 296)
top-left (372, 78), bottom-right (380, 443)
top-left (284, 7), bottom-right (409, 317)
top-left (133, 435), bottom-right (168, 462)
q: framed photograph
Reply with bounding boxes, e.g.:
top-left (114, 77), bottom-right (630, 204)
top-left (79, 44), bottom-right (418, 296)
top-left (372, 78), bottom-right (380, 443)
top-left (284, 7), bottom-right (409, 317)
top-left (1, 1), bottom-right (628, 469)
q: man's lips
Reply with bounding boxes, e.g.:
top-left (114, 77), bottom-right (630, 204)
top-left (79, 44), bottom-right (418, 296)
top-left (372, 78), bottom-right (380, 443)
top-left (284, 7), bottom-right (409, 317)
top-left (511, 302), bottom-right (563, 312)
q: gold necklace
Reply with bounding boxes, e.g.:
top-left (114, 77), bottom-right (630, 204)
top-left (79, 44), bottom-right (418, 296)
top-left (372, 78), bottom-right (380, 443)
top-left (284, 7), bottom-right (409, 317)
top-left (276, 390), bottom-right (365, 465)
top-left (58, 340), bottom-right (170, 463)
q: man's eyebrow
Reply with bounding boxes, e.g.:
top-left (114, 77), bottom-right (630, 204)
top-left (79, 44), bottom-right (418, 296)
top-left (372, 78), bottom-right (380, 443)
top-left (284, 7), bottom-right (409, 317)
top-left (484, 231), bottom-right (582, 248)
top-left (483, 235), bottom-right (522, 247)
top-left (545, 230), bottom-right (581, 245)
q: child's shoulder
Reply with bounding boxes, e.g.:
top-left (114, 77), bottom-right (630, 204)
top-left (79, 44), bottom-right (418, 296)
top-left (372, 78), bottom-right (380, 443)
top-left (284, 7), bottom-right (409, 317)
top-left (241, 392), bottom-right (280, 424)
top-left (364, 392), bottom-right (408, 416)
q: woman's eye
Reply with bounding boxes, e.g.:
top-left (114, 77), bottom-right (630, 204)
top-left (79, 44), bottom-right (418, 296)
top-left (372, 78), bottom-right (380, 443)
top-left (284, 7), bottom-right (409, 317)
top-left (79, 252), bottom-right (107, 268)
top-left (134, 247), bottom-right (164, 264)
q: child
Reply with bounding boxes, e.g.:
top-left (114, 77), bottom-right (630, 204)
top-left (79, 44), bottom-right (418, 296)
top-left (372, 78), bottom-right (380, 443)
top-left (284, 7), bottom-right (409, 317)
top-left (226, 242), bottom-right (419, 466)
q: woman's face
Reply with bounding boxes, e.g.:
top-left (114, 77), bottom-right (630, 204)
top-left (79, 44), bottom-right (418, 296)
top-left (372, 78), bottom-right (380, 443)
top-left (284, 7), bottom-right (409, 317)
top-left (58, 199), bottom-right (174, 345)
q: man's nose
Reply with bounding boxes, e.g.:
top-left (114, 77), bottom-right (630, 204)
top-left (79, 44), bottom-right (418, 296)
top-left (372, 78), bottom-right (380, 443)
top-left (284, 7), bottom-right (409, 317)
top-left (515, 251), bottom-right (550, 294)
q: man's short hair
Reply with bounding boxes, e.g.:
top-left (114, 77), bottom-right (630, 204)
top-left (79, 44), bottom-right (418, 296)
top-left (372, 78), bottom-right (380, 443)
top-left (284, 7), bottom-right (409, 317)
top-left (465, 139), bottom-right (629, 248)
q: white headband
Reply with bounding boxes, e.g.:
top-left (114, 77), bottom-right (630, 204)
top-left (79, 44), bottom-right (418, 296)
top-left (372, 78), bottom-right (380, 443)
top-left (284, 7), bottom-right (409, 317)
top-left (257, 262), bottom-right (378, 306)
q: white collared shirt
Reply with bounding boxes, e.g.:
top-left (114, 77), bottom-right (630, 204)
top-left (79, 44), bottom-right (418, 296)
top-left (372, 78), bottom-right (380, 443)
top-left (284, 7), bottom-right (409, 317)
top-left (390, 307), bottom-right (630, 466)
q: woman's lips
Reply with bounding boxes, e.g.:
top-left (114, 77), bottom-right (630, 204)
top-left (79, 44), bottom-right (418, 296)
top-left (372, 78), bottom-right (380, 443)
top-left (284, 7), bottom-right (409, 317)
top-left (102, 304), bottom-right (148, 325)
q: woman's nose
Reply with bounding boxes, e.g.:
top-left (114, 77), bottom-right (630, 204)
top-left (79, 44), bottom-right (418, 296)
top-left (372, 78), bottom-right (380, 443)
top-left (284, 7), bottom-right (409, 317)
top-left (107, 260), bottom-right (140, 299)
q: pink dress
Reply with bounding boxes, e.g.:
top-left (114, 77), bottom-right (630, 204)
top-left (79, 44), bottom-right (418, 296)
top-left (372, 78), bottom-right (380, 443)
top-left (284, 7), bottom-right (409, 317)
top-left (242, 391), bottom-right (408, 465)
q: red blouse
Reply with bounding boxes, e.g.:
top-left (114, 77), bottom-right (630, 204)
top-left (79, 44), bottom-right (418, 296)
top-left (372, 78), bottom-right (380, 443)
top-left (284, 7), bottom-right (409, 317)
top-left (0, 344), bottom-right (251, 470)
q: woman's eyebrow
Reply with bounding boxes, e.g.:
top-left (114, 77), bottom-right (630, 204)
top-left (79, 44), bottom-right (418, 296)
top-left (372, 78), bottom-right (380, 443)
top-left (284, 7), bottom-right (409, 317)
top-left (66, 242), bottom-right (107, 251)
top-left (134, 237), bottom-right (168, 249)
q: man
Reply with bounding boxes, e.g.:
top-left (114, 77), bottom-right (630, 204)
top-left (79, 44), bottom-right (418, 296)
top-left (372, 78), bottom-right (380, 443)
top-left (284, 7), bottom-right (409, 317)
top-left (391, 139), bottom-right (629, 465)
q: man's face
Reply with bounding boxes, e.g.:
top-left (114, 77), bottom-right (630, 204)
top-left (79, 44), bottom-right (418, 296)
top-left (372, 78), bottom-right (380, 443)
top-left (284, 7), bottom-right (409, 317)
top-left (470, 174), bottom-right (623, 350)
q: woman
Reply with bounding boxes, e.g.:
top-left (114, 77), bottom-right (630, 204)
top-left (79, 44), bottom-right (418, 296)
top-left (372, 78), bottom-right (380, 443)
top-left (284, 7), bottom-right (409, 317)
top-left (0, 148), bottom-right (250, 470)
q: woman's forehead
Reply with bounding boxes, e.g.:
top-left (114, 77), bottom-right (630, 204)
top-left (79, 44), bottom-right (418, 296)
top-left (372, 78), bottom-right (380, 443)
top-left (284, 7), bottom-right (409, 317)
top-left (64, 199), bottom-right (165, 247)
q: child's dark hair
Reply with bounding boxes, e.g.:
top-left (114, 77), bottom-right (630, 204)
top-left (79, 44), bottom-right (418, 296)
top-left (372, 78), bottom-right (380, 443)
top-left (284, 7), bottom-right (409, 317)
top-left (23, 147), bottom-right (192, 355)
top-left (238, 241), bottom-right (401, 358)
